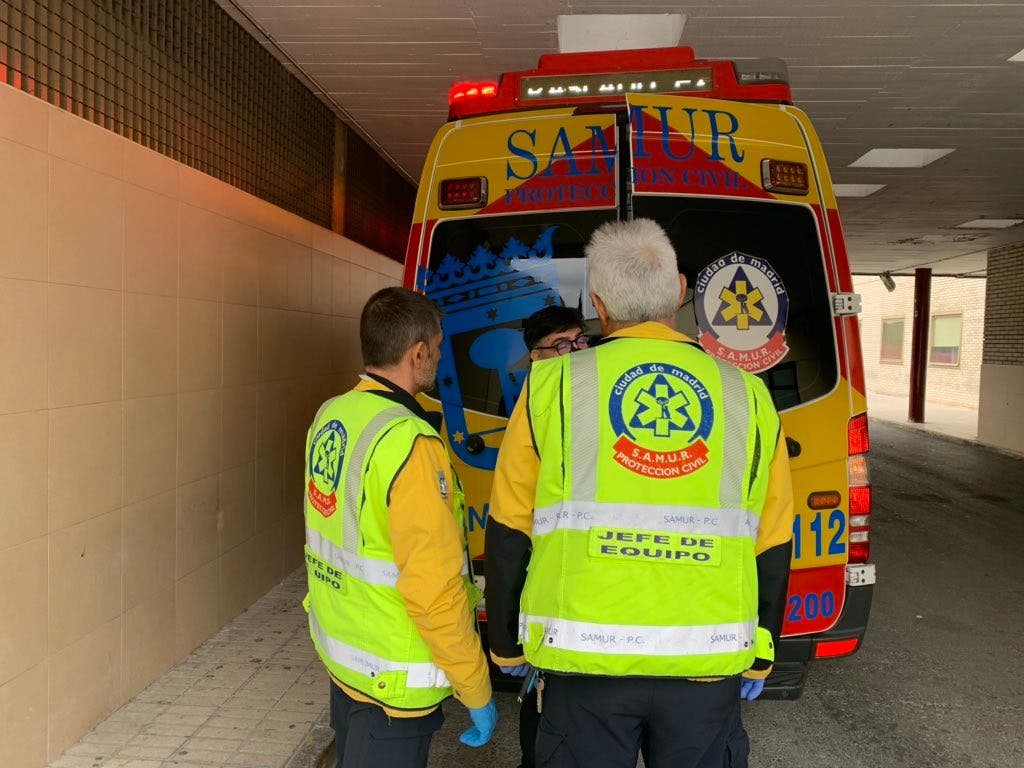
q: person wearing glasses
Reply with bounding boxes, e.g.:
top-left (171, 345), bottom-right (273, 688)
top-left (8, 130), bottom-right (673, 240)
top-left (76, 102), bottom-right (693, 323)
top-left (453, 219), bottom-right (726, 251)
top-left (523, 305), bottom-right (589, 362)
top-left (498, 304), bottom-right (589, 768)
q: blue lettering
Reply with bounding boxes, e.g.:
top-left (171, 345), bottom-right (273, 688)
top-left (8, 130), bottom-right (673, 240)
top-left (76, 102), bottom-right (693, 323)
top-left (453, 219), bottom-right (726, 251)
top-left (586, 125), bottom-right (616, 174)
top-left (656, 105), bottom-right (698, 161)
top-left (540, 127), bottom-right (581, 177)
top-left (468, 503), bottom-right (489, 532)
top-left (629, 105), bottom-right (650, 157)
top-left (506, 129), bottom-right (538, 180)
top-left (705, 109), bottom-right (745, 162)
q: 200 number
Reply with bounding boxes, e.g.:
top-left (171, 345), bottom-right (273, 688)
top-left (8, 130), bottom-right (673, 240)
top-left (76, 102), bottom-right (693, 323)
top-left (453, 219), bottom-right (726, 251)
top-left (793, 509), bottom-right (846, 559)
top-left (787, 591), bottom-right (836, 623)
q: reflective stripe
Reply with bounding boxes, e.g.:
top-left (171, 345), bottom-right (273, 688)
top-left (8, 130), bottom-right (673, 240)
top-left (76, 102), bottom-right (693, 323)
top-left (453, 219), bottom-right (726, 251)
top-left (307, 528), bottom-right (470, 586)
top-left (312, 395), bottom-right (342, 431)
top-left (565, 352), bottom-right (752, 510)
top-left (310, 606), bottom-right (450, 689)
top-left (714, 360), bottom-right (749, 510)
top-left (306, 528), bottom-right (400, 586)
top-left (568, 352), bottom-right (599, 501)
top-left (519, 614), bottom-right (756, 657)
top-left (342, 406), bottom-right (411, 553)
top-left (532, 500), bottom-right (759, 540)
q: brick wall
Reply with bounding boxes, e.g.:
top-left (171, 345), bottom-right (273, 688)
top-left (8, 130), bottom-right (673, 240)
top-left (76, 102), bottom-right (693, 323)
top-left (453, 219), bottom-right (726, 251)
top-left (978, 241), bottom-right (1024, 454)
top-left (982, 243), bottom-right (1024, 365)
top-left (854, 273), bottom-right (986, 408)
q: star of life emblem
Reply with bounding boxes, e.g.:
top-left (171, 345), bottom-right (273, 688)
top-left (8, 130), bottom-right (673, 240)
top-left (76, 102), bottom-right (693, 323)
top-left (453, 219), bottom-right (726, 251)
top-left (694, 252), bottom-right (790, 373)
top-left (308, 420), bottom-right (347, 517)
top-left (607, 363), bottom-right (715, 479)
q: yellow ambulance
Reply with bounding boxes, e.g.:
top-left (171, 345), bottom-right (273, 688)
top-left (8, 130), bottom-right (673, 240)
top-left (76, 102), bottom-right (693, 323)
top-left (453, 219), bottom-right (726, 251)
top-left (403, 47), bottom-right (875, 696)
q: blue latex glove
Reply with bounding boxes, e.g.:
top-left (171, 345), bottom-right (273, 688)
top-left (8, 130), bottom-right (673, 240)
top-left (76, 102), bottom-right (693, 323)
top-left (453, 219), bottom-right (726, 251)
top-left (499, 663), bottom-right (530, 677)
top-left (740, 677), bottom-right (765, 701)
top-left (460, 699), bottom-right (499, 747)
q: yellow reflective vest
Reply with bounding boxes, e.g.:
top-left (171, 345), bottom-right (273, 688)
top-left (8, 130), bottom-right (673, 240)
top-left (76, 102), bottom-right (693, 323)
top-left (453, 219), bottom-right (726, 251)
top-left (520, 335), bottom-right (780, 677)
top-left (303, 384), bottom-right (477, 710)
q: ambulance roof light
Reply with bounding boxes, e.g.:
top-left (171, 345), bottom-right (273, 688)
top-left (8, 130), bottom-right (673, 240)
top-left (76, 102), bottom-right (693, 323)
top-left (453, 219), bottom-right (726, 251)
top-left (448, 81), bottom-right (499, 105)
top-left (732, 57), bottom-right (790, 85)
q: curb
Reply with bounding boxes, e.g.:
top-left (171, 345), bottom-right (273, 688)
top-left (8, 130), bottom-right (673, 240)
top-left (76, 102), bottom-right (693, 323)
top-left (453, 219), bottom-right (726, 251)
top-left (284, 723), bottom-right (335, 768)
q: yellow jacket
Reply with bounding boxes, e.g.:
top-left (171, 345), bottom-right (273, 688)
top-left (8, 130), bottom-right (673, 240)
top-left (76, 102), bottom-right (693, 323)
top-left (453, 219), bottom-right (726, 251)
top-left (485, 323), bottom-right (795, 679)
top-left (336, 376), bottom-right (492, 716)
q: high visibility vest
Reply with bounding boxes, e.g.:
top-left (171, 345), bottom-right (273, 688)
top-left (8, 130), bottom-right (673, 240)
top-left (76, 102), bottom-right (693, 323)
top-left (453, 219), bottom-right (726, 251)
top-left (521, 336), bottom-right (780, 677)
top-left (303, 388), bottom-right (471, 710)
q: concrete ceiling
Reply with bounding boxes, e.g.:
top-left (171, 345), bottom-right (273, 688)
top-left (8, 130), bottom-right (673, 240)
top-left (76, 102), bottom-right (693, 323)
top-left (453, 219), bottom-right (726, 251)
top-left (217, 1), bottom-right (1024, 276)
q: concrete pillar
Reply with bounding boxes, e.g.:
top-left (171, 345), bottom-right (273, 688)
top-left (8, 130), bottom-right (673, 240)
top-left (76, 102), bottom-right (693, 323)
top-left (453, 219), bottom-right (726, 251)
top-left (978, 243), bottom-right (1024, 453)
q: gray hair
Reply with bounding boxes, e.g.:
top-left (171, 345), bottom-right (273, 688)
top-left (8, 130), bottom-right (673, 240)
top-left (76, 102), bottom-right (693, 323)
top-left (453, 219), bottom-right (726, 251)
top-left (585, 219), bottom-right (681, 323)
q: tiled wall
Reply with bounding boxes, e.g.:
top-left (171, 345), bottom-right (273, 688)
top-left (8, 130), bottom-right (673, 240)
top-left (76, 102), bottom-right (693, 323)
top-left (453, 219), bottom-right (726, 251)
top-left (853, 274), bottom-right (986, 409)
top-left (0, 81), bottom-right (401, 767)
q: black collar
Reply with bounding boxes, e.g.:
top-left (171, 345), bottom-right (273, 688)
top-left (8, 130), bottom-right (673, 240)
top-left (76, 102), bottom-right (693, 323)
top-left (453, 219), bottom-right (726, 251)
top-left (364, 373), bottom-right (443, 433)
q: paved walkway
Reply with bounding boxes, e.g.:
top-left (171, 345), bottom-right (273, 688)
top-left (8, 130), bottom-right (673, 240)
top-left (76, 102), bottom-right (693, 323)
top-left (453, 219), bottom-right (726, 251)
top-left (866, 391), bottom-right (978, 442)
top-left (47, 570), bottom-right (333, 768)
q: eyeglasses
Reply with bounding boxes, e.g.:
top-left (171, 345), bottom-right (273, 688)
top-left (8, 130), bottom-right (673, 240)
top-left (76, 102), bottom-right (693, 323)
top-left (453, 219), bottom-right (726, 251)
top-left (533, 334), bottom-right (590, 355)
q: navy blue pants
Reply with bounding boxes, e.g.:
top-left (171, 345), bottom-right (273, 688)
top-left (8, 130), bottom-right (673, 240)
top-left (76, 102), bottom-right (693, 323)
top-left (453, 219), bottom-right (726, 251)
top-left (534, 675), bottom-right (749, 768)
top-left (330, 681), bottom-right (444, 768)
top-left (519, 688), bottom-right (542, 768)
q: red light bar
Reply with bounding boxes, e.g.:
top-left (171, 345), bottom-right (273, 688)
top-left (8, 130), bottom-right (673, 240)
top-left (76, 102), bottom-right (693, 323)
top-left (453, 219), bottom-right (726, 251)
top-left (448, 81), bottom-right (498, 105)
top-left (814, 637), bottom-right (861, 659)
top-left (447, 47), bottom-right (793, 120)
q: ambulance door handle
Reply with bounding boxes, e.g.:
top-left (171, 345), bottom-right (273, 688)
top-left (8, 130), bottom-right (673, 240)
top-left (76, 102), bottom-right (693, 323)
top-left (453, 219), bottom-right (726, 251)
top-left (786, 437), bottom-right (801, 458)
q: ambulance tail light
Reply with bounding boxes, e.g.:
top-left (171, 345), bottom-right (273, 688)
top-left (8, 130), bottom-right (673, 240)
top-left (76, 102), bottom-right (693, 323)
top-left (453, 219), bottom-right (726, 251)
top-left (448, 81), bottom-right (498, 105)
top-left (813, 637), bottom-right (860, 659)
top-left (439, 177), bottom-right (488, 210)
top-left (847, 414), bottom-right (871, 564)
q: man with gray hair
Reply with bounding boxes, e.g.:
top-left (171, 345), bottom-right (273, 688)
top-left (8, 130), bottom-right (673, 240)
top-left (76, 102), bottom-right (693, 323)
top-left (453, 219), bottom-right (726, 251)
top-left (485, 219), bottom-right (794, 767)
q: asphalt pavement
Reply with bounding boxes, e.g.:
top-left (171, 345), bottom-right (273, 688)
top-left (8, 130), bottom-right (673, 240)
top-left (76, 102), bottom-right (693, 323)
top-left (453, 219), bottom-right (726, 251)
top-left (426, 420), bottom-right (1024, 768)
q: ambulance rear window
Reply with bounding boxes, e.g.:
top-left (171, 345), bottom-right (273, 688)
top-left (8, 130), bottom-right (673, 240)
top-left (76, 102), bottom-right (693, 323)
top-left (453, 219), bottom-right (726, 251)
top-left (425, 211), bottom-right (615, 417)
top-left (633, 196), bottom-right (839, 410)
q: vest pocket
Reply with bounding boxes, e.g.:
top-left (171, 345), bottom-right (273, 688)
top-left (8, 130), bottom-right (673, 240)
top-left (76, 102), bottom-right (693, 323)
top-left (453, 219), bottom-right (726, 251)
top-left (368, 669), bottom-right (407, 701)
top-left (524, 621), bottom-right (548, 655)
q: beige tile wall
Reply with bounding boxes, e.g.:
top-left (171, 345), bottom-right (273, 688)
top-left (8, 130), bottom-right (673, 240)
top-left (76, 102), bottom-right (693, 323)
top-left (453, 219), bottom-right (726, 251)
top-left (0, 82), bottom-right (402, 767)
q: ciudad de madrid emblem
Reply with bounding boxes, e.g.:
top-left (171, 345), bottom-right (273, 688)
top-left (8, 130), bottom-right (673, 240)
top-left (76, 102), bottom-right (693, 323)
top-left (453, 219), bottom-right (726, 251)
top-left (694, 252), bottom-right (790, 373)
top-left (308, 419), bottom-right (347, 517)
top-left (607, 363), bottom-right (715, 479)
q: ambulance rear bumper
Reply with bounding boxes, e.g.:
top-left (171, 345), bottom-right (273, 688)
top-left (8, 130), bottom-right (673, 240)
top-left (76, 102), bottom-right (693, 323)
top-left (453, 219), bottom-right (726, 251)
top-left (766, 577), bottom-right (874, 699)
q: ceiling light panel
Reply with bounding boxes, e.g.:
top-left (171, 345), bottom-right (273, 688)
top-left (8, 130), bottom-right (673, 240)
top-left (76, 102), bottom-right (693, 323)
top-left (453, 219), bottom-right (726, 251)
top-left (849, 148), bottom-right (954, 168)
top-left (834, 184), bottom-right (886, 198)
top-left (557, 14), bottom-right (686, 53)
top-left (955, 218), bottom-right (1023, 229)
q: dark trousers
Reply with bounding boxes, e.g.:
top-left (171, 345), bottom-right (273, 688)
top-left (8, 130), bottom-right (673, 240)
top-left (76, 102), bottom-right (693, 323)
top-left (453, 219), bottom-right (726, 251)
top-left (330, 681), bottom-right (444, 768)
top-left (519, 688), bottom-right (542, 768)
top-left (534, 675), bottom-right (748, 768)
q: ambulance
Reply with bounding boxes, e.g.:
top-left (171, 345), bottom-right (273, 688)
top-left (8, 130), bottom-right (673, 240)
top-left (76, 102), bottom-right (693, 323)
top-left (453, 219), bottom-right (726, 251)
top-left (403, 47), bottom-right (875, 696)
